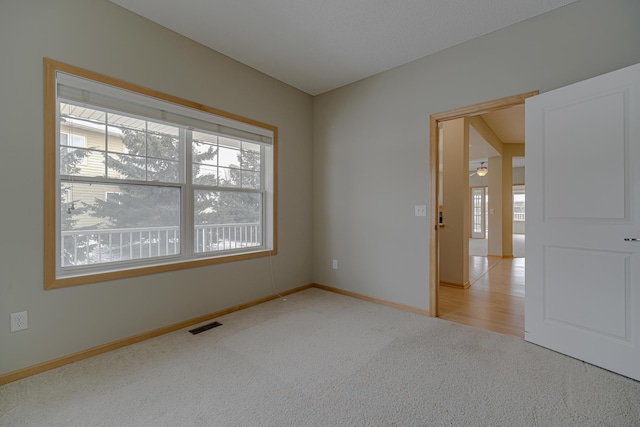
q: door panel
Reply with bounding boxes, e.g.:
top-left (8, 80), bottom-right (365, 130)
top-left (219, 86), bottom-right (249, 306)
top-left (544, 91), bottom-right (627, 220)
top-left (544, 246), bottom-right (629, 339)
top-left (525, 62), bottom-right (640, 380)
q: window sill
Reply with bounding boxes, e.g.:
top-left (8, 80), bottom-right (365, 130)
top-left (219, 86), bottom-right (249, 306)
top-left (46, 248), bottom-right (276, 289)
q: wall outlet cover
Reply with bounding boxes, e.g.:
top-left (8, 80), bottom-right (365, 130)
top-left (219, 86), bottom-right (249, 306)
top-left (11, 311), bottom-right (28, 332)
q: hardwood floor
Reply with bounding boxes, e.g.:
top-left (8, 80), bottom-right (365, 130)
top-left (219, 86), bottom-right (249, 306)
top-left (438, 256), bottom-right (525, 338)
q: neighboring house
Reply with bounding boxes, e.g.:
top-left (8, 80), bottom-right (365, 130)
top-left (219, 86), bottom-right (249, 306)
top-left (60, 114), bottom-right (125, 229)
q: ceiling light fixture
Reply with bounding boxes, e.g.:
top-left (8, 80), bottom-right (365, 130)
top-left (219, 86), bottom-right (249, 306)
top-left (476, 162), bottom-right (488, 177)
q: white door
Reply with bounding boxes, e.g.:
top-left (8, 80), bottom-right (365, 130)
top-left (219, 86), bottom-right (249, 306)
top-left (525, 62), bottom-right (640, 381)
top-left (471, 187), bottom-right (486, 239)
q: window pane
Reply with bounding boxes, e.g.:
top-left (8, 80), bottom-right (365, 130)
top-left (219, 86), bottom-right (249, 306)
top-left (108, 112), bottom-right (146, 132)
top-left (192, 141), bottom-right (218, 165)
top-left (60, 181), bottom-right (181, 267)
top-left (60, 105), bottom-right (108, 179)
top-left (513, 185), bottom-right (526, 222)
top-left (107, 153), bottom-right (146, 181)
top-left (192, 132), bottom-right (220, 188)
top-left (106, 127), bottom-right (128, 154)
top-left (111, 127), bottom-right (146, 155)
top-left (60, 133), bottom-right (86, 148)
top-left (60, 146), bottom-right (87, 175)
top-left (218, 146), bottom-right (240, 169)
top-left (147, 128), bottom-right (180, 161)
top-left (242, 141), bottom-right (261, 153)
top-left (148, 121), bottom-right (179, 137)
top-left (60, 104), bottom-right (106, 152)
top-left (60, 102), bottom-right (106, 122)
top-left (242, 171), bottom-right (260, 189)
top-left (219, 136), bottom-right (242, 150)
top-left (217, 167), bottom-right (241, 187)
top-left (193, 164), bottom-right (219, 186)
top-left (60, 147), bottom-right (106, 178)
top-left (241, 149), bottom-right (261, 172)
top-left (193, 130), bottom-right (218, 144)
top-left (194, 190), bottom-right (262, 253)
top-left (147, 158), bottom-right (179, 183)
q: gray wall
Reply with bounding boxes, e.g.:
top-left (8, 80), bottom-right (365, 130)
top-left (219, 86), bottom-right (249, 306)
top-left (0, 0), bottom-right (313, 375)
top-left (312, 0), bottom-right (640, 310)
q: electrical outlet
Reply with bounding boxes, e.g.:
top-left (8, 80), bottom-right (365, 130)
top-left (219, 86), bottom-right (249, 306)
top-left (332, 259), bottom-right (338, 270)
top-left (11, 311), bottom-right (28, 332)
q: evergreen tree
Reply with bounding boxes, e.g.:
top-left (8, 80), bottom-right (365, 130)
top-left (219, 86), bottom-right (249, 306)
top-left (60, 146), bottom-right (86, 230)
top-left (84, 124), bottom-right (263, 254)
top-left (196, 147), bottom-right (262, 225)
top-left (88, 128), bottom-right (195, 227)
top-left (85, 126), bottom-right (217, 258)
top-left (60, 146), bottom-right (94, 265)
top-left (193, 147), bottom-right (263, 250)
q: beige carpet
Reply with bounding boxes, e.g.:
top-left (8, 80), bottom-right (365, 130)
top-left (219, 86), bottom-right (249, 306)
top-left (1, 288), bottom-right (639, 426)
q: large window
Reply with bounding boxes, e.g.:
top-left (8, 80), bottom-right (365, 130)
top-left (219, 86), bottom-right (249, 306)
top-left (45, 59), bottom-right (277, 288)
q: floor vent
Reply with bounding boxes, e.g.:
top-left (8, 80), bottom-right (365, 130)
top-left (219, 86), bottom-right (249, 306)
top-left (189, 321), bottom-right (222, 335)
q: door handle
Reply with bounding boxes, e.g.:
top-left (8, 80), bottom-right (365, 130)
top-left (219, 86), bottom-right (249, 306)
top-left (624, 238), bottom-right (639, 242)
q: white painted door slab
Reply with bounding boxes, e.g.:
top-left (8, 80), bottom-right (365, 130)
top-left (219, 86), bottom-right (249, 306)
top-left (525, 62), bottom-right (640, 381)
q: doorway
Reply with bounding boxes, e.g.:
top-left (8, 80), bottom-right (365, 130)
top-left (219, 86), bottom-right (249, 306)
top-left (429, 91), bottom-right (537, 337)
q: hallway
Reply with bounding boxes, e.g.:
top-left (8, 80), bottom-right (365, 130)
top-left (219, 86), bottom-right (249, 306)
top-left (438, 256), bottom-right (525, 338)
top-left (468, 234), bottom-right (525, 258)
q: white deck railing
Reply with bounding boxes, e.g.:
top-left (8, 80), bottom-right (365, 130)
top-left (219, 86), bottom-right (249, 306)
top-left (61, 223), bottom-right (260, 267)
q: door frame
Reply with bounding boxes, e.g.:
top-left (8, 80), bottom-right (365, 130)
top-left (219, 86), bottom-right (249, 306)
top-left (428, 91), bottom-right (538, 317)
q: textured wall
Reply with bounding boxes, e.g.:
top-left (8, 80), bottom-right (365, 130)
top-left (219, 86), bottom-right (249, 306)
top-left (0, 0), bottom-right (313, 375)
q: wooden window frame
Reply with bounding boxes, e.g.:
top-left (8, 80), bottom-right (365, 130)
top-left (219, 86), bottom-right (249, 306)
top-left (44, 58), bottom-right (278, 289)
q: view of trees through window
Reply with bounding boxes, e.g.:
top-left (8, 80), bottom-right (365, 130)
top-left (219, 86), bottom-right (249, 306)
top-left (60, 102), bottom-right (264, 268)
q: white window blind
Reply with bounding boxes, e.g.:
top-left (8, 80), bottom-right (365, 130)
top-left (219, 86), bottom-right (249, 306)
top-left (56, 72), bottom-right (273, 145)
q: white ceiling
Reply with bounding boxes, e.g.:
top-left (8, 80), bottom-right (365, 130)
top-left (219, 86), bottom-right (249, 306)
top-left (109, 0), bottom-right (578, 95)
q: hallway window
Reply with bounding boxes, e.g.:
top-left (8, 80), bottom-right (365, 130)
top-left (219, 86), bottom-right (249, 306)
top-left (513, 185), bottom-right (525, 222)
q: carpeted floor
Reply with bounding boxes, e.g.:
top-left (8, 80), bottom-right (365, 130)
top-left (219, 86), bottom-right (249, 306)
top-left (1, 288), bottom-right (639, 426)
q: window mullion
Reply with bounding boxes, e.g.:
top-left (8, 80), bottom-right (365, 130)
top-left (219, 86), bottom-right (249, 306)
top-left (259, 144), bottom-right (267, 248)
top-left (144, 121), bottom-right (149, 181)
top-left (184, 128), bottom-right (193, 258)
top-left (104, 112), bottom-right (109, 178)
top-left (58, 175), bottom-right (183, 188)
top-left (191, 184), bottom-right (261, 194)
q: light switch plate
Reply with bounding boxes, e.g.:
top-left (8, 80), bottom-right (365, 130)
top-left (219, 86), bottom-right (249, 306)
top-left (415, 205), bottom-right (427, 217)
